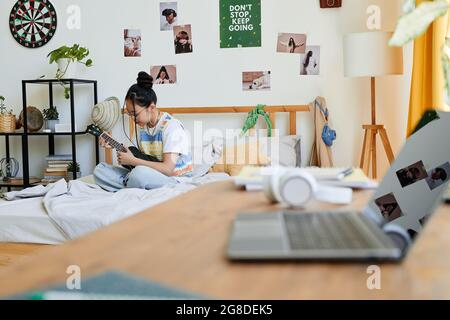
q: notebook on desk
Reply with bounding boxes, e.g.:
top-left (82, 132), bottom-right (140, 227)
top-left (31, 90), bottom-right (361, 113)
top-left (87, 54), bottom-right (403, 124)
top-left (302, 167), bottom-right (353, 181)
top-left (234, 166), bottom-right (373, 191)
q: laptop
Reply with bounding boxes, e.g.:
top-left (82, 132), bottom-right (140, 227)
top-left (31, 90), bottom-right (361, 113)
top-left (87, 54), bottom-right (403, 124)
top-left (227, 111), bottom-right (450, 261)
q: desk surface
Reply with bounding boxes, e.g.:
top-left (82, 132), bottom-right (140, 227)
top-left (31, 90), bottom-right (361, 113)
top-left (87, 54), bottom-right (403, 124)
top-left (0, 181), bottom-right (450, 299)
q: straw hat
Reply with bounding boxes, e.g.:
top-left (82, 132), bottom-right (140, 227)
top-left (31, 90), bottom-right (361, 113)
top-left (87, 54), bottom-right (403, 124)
top-left (91, 97), bottom-right (120, 131)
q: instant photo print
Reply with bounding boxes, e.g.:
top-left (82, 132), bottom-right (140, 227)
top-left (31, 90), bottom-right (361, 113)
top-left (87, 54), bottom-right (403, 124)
top-left (396, 161), bottom-right (428, 188)
top-left (374, 193), bottom-right (403, 222)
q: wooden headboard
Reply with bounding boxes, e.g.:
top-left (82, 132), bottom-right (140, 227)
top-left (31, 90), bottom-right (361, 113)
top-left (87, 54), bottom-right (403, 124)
top-left (105, 104), bottom-right (310, 164)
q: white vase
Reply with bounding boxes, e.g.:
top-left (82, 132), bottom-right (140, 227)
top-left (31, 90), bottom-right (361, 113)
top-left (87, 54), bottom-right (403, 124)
top-left (45, 119), bottom-right (59, 132)
top-left (56, 58), bottom-right (78, 79)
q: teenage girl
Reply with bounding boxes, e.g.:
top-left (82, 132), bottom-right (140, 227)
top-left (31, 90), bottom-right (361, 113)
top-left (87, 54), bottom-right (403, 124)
top-left (94, 72), bottom-right (193, 192)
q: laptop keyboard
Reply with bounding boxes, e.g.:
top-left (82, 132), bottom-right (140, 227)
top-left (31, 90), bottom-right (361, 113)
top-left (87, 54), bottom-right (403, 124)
top-left (283, 212), bottom-right (385, 250)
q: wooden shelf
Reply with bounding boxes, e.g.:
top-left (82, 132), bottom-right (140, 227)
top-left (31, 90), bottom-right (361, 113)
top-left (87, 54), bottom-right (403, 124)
top-left (0, 178), bottom-right (41, 187)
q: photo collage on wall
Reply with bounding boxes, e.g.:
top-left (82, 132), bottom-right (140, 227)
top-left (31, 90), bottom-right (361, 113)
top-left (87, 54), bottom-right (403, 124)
top-left (123, 2), bottom-right (193, 85)
top-left (122, 1), bottom-right (320, 91)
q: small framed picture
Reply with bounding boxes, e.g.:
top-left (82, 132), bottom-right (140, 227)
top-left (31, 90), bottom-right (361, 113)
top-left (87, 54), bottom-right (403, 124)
top-left (300, 46), bottom-right (320, 75)
top-left (160, 2), bottom-right (178, 31)
top-left (124, 29), bottom-right (142, 57)
top-left (150, 65), bottom-right (177, 85)
top-left (277, 33), bottom-right (307, 54)
top-left (173, 25), bottom-right (193, 54)
top-left (242, 71), bottom-right (271, 91)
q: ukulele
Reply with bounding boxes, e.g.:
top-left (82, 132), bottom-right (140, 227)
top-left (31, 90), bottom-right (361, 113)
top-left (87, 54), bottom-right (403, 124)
top-left (86, 124), bottom-right (160, 170)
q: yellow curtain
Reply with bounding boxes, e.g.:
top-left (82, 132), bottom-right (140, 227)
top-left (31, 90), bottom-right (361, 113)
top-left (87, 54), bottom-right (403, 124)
top-left (407, 0), bottom-right (450, 136)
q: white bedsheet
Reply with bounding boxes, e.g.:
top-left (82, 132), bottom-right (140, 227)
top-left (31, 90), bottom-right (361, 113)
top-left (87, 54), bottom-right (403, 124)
top-left (0, 173), bottom-right (230, 244)
top-left (0, 198), bottom-right (68, 244)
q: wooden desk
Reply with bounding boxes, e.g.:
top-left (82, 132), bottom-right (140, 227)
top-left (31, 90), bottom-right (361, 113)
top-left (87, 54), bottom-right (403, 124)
top-left (0, 181), bottom-right (449, 299)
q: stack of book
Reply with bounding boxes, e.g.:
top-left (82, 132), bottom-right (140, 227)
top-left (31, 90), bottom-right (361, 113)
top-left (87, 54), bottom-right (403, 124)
top-left (42, 154), bottom-right (72, 183)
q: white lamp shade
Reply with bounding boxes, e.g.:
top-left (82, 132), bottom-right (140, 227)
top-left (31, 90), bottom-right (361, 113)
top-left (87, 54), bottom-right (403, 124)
top-left (343, 32), bottom-right (404, 78)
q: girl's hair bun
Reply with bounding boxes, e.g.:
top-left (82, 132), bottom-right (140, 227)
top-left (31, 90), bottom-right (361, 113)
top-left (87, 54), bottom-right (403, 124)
top-left (137, 71), bottom-right (153, 90)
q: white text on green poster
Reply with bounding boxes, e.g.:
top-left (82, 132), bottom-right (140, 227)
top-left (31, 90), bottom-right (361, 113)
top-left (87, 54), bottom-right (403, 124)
top-left (220, 0), bottom-right (261, 48)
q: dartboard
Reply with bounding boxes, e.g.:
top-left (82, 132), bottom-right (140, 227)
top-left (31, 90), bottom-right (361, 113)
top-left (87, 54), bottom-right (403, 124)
top-left (9, 0), bottom-right (57, 48)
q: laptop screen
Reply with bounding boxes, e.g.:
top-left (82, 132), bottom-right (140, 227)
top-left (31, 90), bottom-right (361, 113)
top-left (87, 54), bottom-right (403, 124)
top-left (364, 111), bottom-right (450, 242)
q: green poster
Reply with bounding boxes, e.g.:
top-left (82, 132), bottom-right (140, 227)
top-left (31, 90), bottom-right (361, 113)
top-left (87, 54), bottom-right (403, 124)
top-left (220, 0), bottom-right (261, 48)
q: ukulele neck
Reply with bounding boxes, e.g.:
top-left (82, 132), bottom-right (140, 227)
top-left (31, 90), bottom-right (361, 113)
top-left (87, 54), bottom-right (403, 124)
top-left (99, 132), bottom-right (127, 153)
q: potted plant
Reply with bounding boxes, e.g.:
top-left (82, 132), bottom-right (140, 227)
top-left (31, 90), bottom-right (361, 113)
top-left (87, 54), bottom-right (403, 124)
top-left (47, 44), bottom-right (93, 99)
top-left (42, 105), bottom-right (59, 132)
top-left (0, 96), bottom-right (16, 133)
top-left (66, 161), bottom-right (81, 180)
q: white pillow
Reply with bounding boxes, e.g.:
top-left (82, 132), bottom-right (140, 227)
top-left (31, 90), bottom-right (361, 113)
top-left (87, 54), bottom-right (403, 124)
top-left (259, 135), bottom-right (302, 167)
top-left (190, 137), bottom-right (223, 178)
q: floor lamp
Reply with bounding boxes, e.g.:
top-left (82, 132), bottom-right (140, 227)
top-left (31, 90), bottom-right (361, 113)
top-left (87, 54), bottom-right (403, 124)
top-left (343, 32), bottom-right (404, 179)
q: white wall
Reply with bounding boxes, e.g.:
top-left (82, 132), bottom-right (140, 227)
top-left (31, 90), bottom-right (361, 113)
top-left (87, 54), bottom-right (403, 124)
top-left (0, 0), bottom-right (412, 178)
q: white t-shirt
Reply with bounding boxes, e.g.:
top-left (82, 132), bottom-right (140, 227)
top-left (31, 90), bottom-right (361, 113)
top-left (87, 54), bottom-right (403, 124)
top-left (139, 112), bottom-right (192, 176)
top-left (144, 113), bottom-right (190, 156)
top-left (162, 118), bottom-right (190, 156)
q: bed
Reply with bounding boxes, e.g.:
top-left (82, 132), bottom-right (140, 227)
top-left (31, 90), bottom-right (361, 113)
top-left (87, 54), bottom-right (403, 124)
top-left (0, 198), bottom-right (68, 245)
top-left (0, 104), bottom-right (310, 246)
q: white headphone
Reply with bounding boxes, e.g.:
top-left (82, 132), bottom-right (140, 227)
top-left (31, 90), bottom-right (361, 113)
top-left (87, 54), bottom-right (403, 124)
top-left (263, 167), bottom-right (353, 208)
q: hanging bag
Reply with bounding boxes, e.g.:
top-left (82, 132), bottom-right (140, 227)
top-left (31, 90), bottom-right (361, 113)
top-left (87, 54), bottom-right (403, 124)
top-left (315, 99), bottom-right (336, 147)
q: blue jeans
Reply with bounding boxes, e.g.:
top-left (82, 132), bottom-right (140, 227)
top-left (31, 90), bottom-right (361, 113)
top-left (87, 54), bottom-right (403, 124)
top-left (93, 163), bottom-right (178, 192)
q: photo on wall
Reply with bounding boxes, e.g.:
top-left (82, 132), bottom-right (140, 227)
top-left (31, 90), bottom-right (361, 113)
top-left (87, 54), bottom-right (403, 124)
top-left (374, 193), bottom-right (404, 222)
top-left (277, 33), bottom-right (307, 54)
top-left (396, 161), bottom-right (428, 188)
top-left (300, 46), bottom-right (320, 75)
top-left (150, 65), bottom-right (177, 85)
top-left (242, 71), bottom-right (271, 91)
top-left (124, 29), bottom-right (142, 57)
top-left (220, 0), bottom-right (262, 48)
top-left (425, 162), bottom-right (450, 191)
top-left (173, 24), bottom-right (193, 54)
top-left (160, 2), bottom-right (178, 31)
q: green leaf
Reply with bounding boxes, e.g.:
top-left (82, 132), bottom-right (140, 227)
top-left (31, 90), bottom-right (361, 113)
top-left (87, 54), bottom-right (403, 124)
top-left (64, 88), bottom-right (71, 99)
top-left (85, 59), bottom-right (93, 67)
top-left (389, 0), bottom-right (449, 47)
